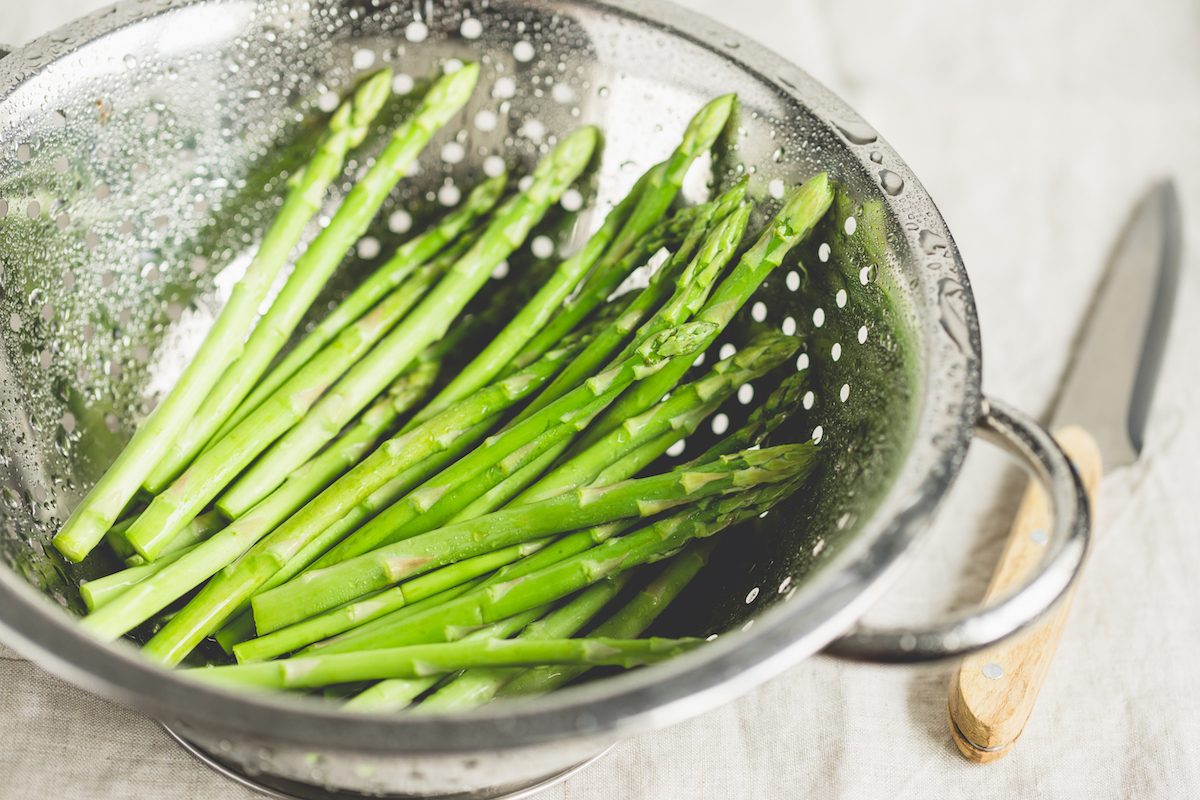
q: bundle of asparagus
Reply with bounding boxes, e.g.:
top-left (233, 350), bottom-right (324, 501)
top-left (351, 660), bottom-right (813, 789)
top-left (58, 61), bottom-right (835, 711)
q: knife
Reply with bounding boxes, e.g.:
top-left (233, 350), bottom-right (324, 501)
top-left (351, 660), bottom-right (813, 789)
top-left (947, 180), bottom-right (1183, 763)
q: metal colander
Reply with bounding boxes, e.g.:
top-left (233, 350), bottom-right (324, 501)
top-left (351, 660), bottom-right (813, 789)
top-left (0, 1), bottom-right (1089, 798)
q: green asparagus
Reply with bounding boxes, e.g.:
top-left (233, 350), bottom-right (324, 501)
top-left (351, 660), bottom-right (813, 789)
top-left (502, 542), bottom-right (713, 697)
top-left (143, 66), bottom-right (478, 493)
top-left (126, 249), bottom-right (453, 560)
top-left (52, 70), bottom-right (395, 563)
top-left (251, 444), bottom-right (809, 633)
top-left (220, 172), bottom-right (508, 435)
top-left (578, 173), bottom-right (833, 450)
top-left (80, 362), bottom-right (439, 640)
top-left (190, 637), bottom-right (702, 692)
top-left (139, 343), bottom-right (585, 663)
top-left (416, 575), bottom-right (631, 712)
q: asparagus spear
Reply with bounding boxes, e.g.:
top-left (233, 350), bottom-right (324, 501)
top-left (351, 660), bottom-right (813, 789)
top-left (521, 331), bottom-right (799, 504)
top-left (400, 164), bottom-right (657, 426)
top-left (342, 608), bottom-right (542, 712)
top-left (220, 173), bottom-right (508, 436)
top-left (296, 477), bottom-right (807, 656)
top-left (224, 570), bottom-right (489, 656)
top-left (137, 344), bottom-right (583, 663)
top-left (405, 211), bottom-right (748, 531)
top-left (80, 543), bottom-right (199, 612)
top-left (519, 183), bottom-right (750, 419)
top-left (79, 363), bottom-right (439, 641)
top-left (309, 375), bottom-right (809, 658)
top-left (217, 126), bottom-right (600, 515)
top-left (578, 173), bottom-right (833, 450)
top-left (408, 95), bottom-right (731, 426)
top-left (314, 322), bottom-right (714, 566)
top-left (416, 575), bottom-right (631, 712)
top-left (502, 542), bottom-right (713, 697)
top-left (143, 66), bottom-right (479, 493)
top-left (125, 246), bottom-right (454, 560)
top-left (689, 371), bottom-right (808, 463)
top-left (251, 444), bottom-right (809, 633)
top-left (509, 96), bottom-right (737, 373)
top-left (51, 70), bottom-right (395, 563)
top-left (189, 637), bottom-right (702, 692)
top-left (232, 541), bottom-right (553, 662)
top-left (103, 517), bottom-right (139, 562)
top-left (119, 510), bottom-right (225, 567)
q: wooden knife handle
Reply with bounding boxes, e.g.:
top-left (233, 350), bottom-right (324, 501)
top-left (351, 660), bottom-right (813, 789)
top-left (947, 425), bottom-right (1103, 763)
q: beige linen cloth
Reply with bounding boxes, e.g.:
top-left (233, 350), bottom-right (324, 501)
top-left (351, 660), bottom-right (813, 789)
top-left (2, 1), bottom-right (1199, 798)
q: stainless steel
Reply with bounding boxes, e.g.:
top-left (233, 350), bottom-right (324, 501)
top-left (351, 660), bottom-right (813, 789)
top-left (0, 0), bottom-right (1088, 796)
top-left (1048, 180), bottom-right (1183, 466)
top-left (163, 723), bottom-right (615, 800)
top-left (823, 396), bottom-right (1091, 662)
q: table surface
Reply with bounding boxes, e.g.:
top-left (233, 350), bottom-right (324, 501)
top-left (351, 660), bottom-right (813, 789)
top-left (2, 1), bottom-right (1199, 798)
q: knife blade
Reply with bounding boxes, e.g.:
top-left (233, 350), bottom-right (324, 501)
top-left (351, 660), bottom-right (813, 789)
top-left (947, 180), bottom-right (1182, 763)
top-left (1048, 180), bottom-right (1182, 463)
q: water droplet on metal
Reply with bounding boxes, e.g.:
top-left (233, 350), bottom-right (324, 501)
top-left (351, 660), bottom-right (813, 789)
top-left (879, 169), bottom-right (903, 196)
top-left (918, 229), bottom-right (947, 256)
top-left (833, 118), bottom-right (877, 145)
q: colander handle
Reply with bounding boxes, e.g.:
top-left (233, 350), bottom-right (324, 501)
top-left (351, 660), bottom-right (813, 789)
top-left (822, 396), bottom-right (1092, 663)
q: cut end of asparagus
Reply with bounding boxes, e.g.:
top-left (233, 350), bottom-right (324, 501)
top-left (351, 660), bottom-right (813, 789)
top-left (53, 513), bottom-right (106, 563)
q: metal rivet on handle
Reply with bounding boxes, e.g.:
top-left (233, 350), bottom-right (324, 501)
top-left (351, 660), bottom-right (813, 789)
top-left (982, 662), bottom-right (1004, 679)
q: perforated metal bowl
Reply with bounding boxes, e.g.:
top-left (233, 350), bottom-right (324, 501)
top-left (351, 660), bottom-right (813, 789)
top-left (0, 1), bottom-right (1090, 797)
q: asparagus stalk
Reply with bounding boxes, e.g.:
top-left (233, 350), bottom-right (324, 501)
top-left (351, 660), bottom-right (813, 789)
top-left (80, 363), bottom-right (439, 641)
top-left (251, 444), bottom-right (809, 633)
top-left (189, 637), bottom-right (702, 692)
top-left (408, 95), bottom-right (731, 426)
top-left (416, 575), bottom-right (631, 712)
top-left (217, 126), bottom-right (599, 515)
top-left (220, 173), bottom-right (508, 435)
top-left (143, 66), bottom-right (479, 493)
top-left (125, 249), bottom-right (454, 560)
top-left (502, 542), bottom-right (713, 697)
top-left (343, 608), bottom-right (542, 712)
top-left (689, 370), bottom-right (808, 463)
top-left (417, 232), bottom-right (739, 531)
top-left (80, 543), bottom-right (199, 612)
top-left (521, 331), bottom-right (799, 504)
top-left (401, 162), bottom-right (663, 426)
top-left (309, 375), bottom-right (808, 657)
top-left (232, 540), bottom-right (553, 663)
top-left (51, 70), bottom-right (396, 563)
top-left (510, 96), bottom-right (737, 372)
top-left (103, 517), bottom-right (139, 562)
top-left (519, 183), bottom-right (750, 419)
top-left (223, 571), bottom-right (487, 656)
top-left (296, 477), bottom-right (806, 656)
top-left (578, 173), bottom-right (833, 449)
top-left (302, 522), bottom-right (633, 656)
top-left (119, 510), bottom-right (225, 567)
top-left (137, 344), bottom-right (583, 663)
top-left (315, 322), bottom-right (714, 566)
